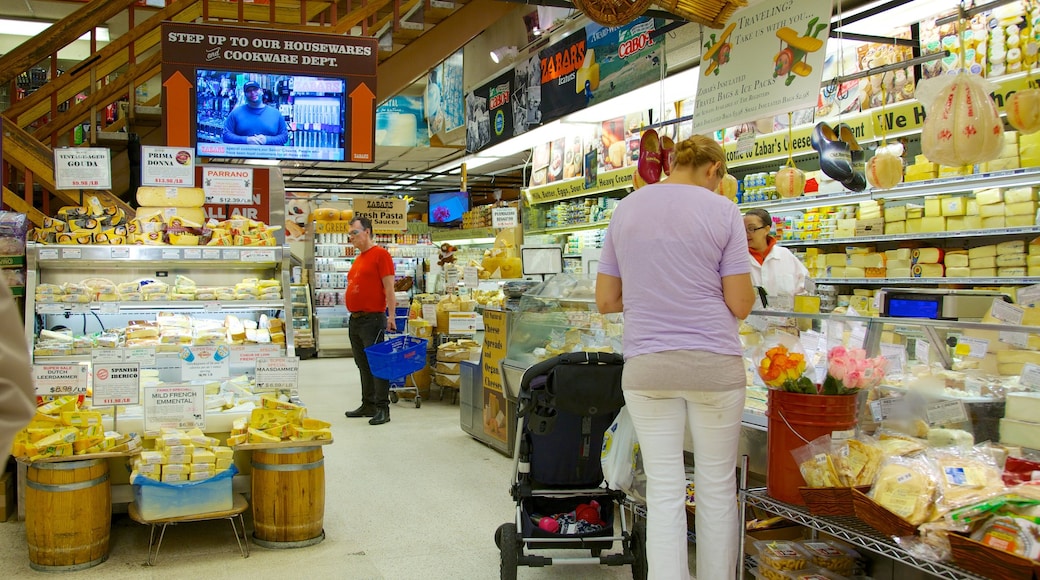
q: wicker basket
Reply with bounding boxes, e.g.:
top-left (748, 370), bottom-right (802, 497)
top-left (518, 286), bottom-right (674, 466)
top-left (572, 0), bottom-right (654, 27)
top-left (948, 533), bottom-right (1036, 580)
top-left (798, 486), bottom-right (871, 517)
top-left (652, 0), bottom-right (747, 29)
top-left (850, 489), bottom-right (919, 537)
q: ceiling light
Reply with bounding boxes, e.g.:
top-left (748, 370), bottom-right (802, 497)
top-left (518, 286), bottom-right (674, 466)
top-left (0, 19), bottom-right (109, 42)
top-left (490, 46), bottom-right (518, 64)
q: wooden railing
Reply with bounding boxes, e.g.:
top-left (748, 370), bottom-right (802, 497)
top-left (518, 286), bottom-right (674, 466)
top-left (0, 0), bottom-right (405, 226)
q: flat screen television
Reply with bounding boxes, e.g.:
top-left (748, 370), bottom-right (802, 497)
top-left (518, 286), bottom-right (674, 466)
top-left (195, 69), bottom-right (346, 162)
top-left (428, 191), bottom-right (469, 227)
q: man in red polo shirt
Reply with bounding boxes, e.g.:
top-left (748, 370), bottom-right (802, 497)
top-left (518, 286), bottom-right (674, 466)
top-left (343, 216), bottom-right (397, 425)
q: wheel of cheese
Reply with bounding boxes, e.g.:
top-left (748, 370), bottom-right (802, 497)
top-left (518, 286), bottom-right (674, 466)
top-left (921, 73), bottom-right (1004, 167)
top-left (1008, 47), bottom-right (1023, 63)
top-left (340, 209), bottom-right (354, 222)
top-left (1007, 88), bottom-right (1040, 134)
top-left (775, 166), bottom-right (805, 198)
top-left (311, 208), bottom-right (339, 221)
top-left (866, 152), bottom-right (904, 189)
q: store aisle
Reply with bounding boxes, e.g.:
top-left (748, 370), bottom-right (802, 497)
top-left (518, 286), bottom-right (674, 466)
top-left (0, 358), bottom-right (673, 579)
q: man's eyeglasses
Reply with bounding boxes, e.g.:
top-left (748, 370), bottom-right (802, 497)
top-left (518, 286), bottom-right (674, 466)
top-left (348, 230), bottom-right (361, 236)
top-left (746, 225), bottom-right (769, 234)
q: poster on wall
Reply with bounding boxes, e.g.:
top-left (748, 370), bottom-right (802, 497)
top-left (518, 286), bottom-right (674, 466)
top-left (426, 63), bottom-right (446, 136)
top-left (692, 0), bottom-right (834, 134)
top-left (583, 17), bottom-right (665, 104)
top-left (465, 69), bottom-right (515, 153)
top-left (537, 29), bottom-right (590, 121)
top-left (442, 50), bottom-right (466, 133)
top-left (376, 96), bottom-right (429, 147)
top-left (285, 196), bottom-right (314, 242)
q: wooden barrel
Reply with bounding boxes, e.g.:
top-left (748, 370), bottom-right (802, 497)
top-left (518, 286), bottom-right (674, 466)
top-left (25, 458), bottom-right (111, 571)
top-left (251, 446), bottom-right (326, 548)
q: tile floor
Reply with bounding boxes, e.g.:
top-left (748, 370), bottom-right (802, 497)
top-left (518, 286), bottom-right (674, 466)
top-left (0, 357), bottom-right (685, 579)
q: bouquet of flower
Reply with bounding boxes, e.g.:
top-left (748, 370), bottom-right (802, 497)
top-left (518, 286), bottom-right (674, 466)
top-left (822, 346), bottom-right (887, 395)
top-left (758, 343), bottom-right (816, 394)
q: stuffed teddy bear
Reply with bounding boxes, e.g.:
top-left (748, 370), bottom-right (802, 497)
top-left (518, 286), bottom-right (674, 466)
top-left (437, 243), bottom-right (457, 267)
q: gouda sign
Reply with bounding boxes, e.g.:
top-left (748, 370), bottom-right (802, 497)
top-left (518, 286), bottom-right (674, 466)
top-left (353, 198), bottom-right (407, 232)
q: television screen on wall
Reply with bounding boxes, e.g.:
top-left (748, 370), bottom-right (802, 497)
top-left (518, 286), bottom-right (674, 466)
top-left (195, 68), bottom-right (346, 162)
top-left (427, 191), bottom-right (469, 227)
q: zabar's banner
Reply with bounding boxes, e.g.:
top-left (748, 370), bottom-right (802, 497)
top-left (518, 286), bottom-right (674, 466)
top-left (693, 0), bottom-right (834, 134)
top-left (538, 29), bottom-right (589, 121)
top-left (465, 69), bottom-right (515, 153)
top-left (353, 198), bottom-right (407, 232)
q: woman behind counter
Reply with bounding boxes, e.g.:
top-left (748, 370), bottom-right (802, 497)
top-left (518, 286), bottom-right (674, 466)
top-left (743, 208), bottom-right (810, 298)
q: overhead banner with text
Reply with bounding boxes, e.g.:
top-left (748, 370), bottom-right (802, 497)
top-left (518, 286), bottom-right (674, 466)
top-left (692, 0), bottom-right (833, 134)
top-left (582, 17), bottom-right (666, 104)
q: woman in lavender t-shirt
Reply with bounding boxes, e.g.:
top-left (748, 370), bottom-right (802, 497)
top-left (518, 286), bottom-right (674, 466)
top-left (596, 134), bottom-right (755, 580)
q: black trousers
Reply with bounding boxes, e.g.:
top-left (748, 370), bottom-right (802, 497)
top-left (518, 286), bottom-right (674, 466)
top-left (348, 312), bottom-right (390, 408)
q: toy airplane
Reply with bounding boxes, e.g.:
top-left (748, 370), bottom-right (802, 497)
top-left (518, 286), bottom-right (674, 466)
top-left (703, 23), bottom-right (736, 76)
top-left (773, 17), bottom-right (828, 86)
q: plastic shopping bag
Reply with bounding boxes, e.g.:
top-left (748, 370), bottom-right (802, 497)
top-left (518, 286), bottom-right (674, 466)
top-left (601, 407), bottom-right (644, 499)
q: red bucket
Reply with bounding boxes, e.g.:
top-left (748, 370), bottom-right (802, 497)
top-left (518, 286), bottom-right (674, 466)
top-left (765, 390), bottom-right (858, 505)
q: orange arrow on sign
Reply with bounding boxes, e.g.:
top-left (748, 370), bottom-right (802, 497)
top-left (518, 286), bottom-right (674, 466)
top-left (164, 71), bottom-right (193, 147)
top-left (349, 81), bottom-right (375, 162)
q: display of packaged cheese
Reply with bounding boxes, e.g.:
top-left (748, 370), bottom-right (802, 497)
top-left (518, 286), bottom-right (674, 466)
top-left (10, 396), bottom-right (136, 460)
top-left (869, 455), bottom-right (938, 525)
top-left (929, 448), bottom-right (1006, 515)
top-left (136, 186), bottom-right (205, 208)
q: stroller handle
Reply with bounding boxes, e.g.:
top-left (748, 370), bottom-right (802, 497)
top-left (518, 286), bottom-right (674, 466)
top-left (518, 351), bottom-right (624, 392)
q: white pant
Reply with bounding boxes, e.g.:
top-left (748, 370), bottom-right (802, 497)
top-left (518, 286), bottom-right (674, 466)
top-left (624, 388), bottom-right (745, 580)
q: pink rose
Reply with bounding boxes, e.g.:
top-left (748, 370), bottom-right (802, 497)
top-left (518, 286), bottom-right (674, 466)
top-left (849, 348), bottom-right (867, 360)
top-left (829, 358), bottom-right (848, 381)
top-left (845, 370), bottom-right (865, 390)
top-left (828, 346), bottom-right (847, 359)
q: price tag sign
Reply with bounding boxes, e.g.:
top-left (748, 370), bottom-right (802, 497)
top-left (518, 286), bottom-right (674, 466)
top-left (880, 343), bottom-right (906, 375)
top-left (99, 302), bottom-right (119, 315)
top-left (91, 348), bottom-right (125, 364)
top-left (850, 326), bottom-right (868, 348)
top-left (222, 249), bottom-right (241, 262)
top-left (202, 249), bottom-right (221, 260)
top-left (444, 266), bottom-right (459, 289)
top-left (180, 345), bottom-right (231, 381)
top-left (92, 363), bottom-right (140, 406)
top-left (492, 207), bottom-right (518, 228)
top-left (990, 299), bottom-right (1029, 347)
top-left (204, 303), bottom-right (221, 312)
top-left (1021, 363), bottom-right (1040, 389)
top-left (448, 312), bottom-right (479, 334)
top-left (422, 303), bottom-right (437, 324)
top-left (242, 249), bottom-right (276, 262)
top-left (915, 340), bottom-right (931, 366)
top-left (183, 249), bottom-right (202, 260)
top-left (32, 364), bottom-right (89, 396)
top-left (111, 248), bottom-right (130, 259)
top-left (161, 249), bottom-right (180, 260)
top-left (959, 337), bottom-right (989, 358)
top-left (737, 132), bottom-right (755, 155)
top-left (463, 266), bottom-right (479, 289)
top-left (125, 347), bottom-right (156, 366)
top-left (61, 248), bottom-right (82, 260)
top-left (255, 357), bottom-right (299, 393)
top-left (231, 344), bottom-right (283, 368)
top-left (926, 399), bottom-right (969, 426)
top-left (38, 304), bottom-right (64, 315)
top-left (1017, 284), bottom-right (1040, 307)
top-left (39, 248), bottom-right (59, 260)
top-left (869, 397), bottom-right (900, 422)
top-left (143, 384), bottom-right (205, 431)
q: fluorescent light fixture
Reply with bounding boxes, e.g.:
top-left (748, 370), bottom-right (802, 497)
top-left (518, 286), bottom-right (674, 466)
top-left (0, 19), bottom-right (109, 42)
top-left (490, 46), bottom-right (518, 64)
top-left (244, 159), bottom-right (281, 166)
top-left (836, 0), bottom-right (954, 34)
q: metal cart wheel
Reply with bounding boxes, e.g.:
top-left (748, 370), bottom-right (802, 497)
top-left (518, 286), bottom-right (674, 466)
top-left (498, 523), bottom-right (519, 580)
top-left (630, 520), bottom-right (648, 580)
top-left (414, 396), bottom-right (421, 409)
top-left (389, 392), bottom-right (399, 404)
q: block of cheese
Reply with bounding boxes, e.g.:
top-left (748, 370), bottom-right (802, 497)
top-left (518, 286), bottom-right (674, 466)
top-left (1006, 392), bottom-right (1040, 422)
top-left (972, 256), bottom-right (997, 268)
top-left (947, 216), bottom-right (983, 230)
top-left (888, 267), bottom-right (912, 278)
top-left (1005, 187), bottom-right (1037, 204)
top-left (999, 267), bottom-right (1029, 277)
top-left (980, 203), bottom-right (1007, 218)
top-left (844, 266), bottom-right (866, 278)
top-left (969, 245), bottom-right (997, 259)
top-left (826, 266), bottom-right (846, 278)
top-left (1006, 201), bottom-right (1038, 216)
top-left (921, 216), bottom-right (947, 232)
top-left (998, 240), bottom-right (1026, 253)
top-left (1028, 255), bottom-right (1040, 268)
top-left (886, 259), bottom-right (912, 270)
top-left (942, 196), bottom-right (968, 216)
top-left (137, 187), bottom-right (205, 208)
top-left (825, 254), bottom-right (847, 267)
top-left (972, 267), bottom-right (998, 277)
top-left (924, 197), bottom-right (942, 217)
top-left (137, 206), bottom-right (206, 225)
top-left (967, 199), bottom-right (979, 216)
top-left (885, 206), bottom-right (907, 222)
top-left (885, 221), bottom-right (907, 234)
top-left (1000, 418), bottom-right (1040, 448)
top-left (850, 253), bottom-right (885, 268)
top-left (983, 216), bottom-right (1007, 229)
top-left (944, 253), bottom-right (969, 268)
top-left (913, 248), bottom-right (944, 264)
top-left (1007, 215), bottom-right (1036, 227)
top-left (982, 158), bottom-right (1021, 172)
top-left (974, 188), bottom-right (1004, 205)
top-left (1031, 239), bottom-right (1040, 256)
top-left (885, 248), bottom-right (912, 261)
top-left (906, 218), bottom-right (923, 233)
top-left (997, 253), bottom-right (1028, 267)
top-left (913, 263), bottom-right (945, 277)
top-left (946, 267), bottom-right (971, 277)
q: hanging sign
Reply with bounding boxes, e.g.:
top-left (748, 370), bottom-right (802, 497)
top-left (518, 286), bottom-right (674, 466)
top-left (32, 364), bottom-right (89, 396)
top-left (54, 148), bottom-right (112, 190)
top-left (144, 384), bottom-right (206, 431)
top-left (202, 166), bottom-right (254, 204)
top-left (142, 146), bottom-right (195, 186)
top-left (92, 363), bottom-right (141, 406)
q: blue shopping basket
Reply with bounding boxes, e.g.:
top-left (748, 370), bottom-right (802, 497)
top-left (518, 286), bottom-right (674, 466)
top-left (365, 335), bottom-right (428, 380)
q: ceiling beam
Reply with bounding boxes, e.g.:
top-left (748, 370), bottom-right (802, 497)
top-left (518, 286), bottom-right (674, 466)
top-left (376, 0), bottom-right (520, 103)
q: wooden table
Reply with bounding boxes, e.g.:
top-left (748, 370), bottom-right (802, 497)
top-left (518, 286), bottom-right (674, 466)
top-left (128, 493), bottom-right (250, 565)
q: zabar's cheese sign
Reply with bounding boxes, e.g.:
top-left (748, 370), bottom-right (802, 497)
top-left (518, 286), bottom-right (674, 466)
top-left (538, 31), bottom-right (589, 121)
top-left (540, 40), bottom-right (586, 85)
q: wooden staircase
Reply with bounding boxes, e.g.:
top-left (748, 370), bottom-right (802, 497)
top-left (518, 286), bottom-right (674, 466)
top-left (0, 0), bottom-right (467, 226)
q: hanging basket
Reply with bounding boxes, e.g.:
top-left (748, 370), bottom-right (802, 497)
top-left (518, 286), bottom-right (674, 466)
top-left (652, 0), bottom-right (747, 29)
top-left (572, 0), bottom-right (655, 27)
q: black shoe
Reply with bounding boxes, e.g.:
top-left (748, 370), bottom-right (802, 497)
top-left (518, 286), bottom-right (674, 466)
top-left (811, 122), bottom-right (854, 183)
top-left (345, 405), bottom-right (377, 418)
top-left (368, 408), bottom-right (390, 425)
top-left (836, 123), bottom-right (867, 191)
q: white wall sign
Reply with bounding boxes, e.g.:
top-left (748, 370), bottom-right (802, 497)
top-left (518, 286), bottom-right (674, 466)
top-left (92, 363), bottom-right (140, 406)
top-left (144, 384), bottom-right (206, 431)
top-left (202, 166), bottom-right (254, 204)
top-left (54, 148), bottom-right (112, 190)
top-left (33, 364), bottom-right (90, 396)
top-left (492, 207), bottom-right (518, 228)
top-left (255, 357), bottom-right (300, 392)
top-left (142, 146), bottom-right (195, 186)
top-left (180, 345), bottom-right (231, 381)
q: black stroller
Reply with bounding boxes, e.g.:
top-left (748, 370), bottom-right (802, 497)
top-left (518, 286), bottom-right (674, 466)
top-left (495, 352), bottom-right (647, 579)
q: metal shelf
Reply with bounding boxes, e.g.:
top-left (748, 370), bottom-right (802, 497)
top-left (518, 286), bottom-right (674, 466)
top-left (785, 226), bottom-right (1040, 248)
top-left (811, 277), bottom-right (1040, 286)
top-left (35, 300), bottom-right (285, 314)
top-left (29, 243), bottom-right (282, 268)
top-left (741, 488), bottom-right (986, 580)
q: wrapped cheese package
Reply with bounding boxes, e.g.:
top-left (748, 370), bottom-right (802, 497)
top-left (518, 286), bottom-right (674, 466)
top-left (918, 71), bottom-right (1004, 167)
top-left (869, 454), bottom-right (939, 525)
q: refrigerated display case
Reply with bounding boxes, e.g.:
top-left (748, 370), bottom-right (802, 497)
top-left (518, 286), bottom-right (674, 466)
top-left (291, 283), bottom-right (316, 359)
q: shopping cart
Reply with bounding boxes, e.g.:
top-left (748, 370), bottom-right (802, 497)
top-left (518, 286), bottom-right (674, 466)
top-left (365, 334), bottom-right (428, 408)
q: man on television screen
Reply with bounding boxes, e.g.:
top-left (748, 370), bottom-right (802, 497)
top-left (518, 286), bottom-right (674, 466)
top-left (221, 81), bottom-right (288, 146)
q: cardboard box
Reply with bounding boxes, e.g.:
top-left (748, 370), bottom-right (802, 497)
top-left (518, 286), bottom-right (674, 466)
top-left (854, 218), bottom-right (885, 237)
